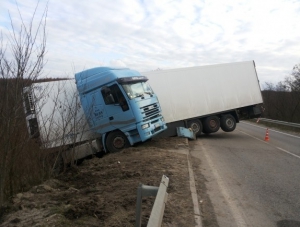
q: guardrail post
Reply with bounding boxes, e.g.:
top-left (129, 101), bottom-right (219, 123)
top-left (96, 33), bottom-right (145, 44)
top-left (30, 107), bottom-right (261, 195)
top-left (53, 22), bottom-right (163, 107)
top-left (135, 175), bottom-right (169, 227)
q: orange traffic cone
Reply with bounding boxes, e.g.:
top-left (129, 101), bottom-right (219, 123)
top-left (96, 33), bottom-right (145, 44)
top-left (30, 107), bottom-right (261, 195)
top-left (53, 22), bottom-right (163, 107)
top-left (264, 128), bottom-right (270, 141)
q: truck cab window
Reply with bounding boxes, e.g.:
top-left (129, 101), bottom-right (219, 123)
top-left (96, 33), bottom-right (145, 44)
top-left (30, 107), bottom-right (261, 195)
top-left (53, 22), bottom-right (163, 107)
top-left (101, 87), bottom-right (115, 104)
top-left (122, 82), bottom-right (153, 99)
top-left (101, 84), bottom-right (129, 111)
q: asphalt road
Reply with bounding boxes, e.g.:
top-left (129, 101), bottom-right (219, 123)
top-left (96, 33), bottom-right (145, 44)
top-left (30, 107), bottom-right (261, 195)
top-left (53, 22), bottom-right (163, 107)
top-left (190, 121), bottom-right (300, 227)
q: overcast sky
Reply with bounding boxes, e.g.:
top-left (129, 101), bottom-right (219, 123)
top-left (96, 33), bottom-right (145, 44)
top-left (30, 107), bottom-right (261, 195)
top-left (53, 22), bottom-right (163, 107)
top-left (1, 0), bottom-right (300, 88)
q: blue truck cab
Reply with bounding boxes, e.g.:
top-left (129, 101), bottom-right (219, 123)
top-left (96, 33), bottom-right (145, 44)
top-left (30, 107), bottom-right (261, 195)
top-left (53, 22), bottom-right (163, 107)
top-left (75, 67), bottom-right (167, 152)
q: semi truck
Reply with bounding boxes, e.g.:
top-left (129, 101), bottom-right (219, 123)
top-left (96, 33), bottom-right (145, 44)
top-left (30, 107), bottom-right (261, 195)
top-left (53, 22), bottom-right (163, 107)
top-left (23, 67), bottom-right (167, 164)
top-left (143, 60), bottom-right (263, 137)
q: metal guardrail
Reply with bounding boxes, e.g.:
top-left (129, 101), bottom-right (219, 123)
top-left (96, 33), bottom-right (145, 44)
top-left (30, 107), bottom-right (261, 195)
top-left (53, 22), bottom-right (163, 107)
top-left (258, 118), bottom-right (300, 129)
top-left (135, 175), bottom-right (169, 227)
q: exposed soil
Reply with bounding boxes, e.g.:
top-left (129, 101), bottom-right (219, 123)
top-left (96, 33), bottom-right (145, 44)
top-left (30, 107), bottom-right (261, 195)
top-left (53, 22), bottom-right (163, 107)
top-left (0, 137), bottom-right (212, 227)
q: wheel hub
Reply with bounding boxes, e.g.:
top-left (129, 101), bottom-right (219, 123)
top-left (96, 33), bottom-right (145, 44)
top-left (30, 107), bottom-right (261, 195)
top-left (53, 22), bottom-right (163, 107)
top-left (226, 119), bottom-right (234, 128)
top-left (113, 137), bottom-right (125, 149)
top-left (209, 120), bottom-right (217, 128)
top-left (191, 123), bottom-right (199, 132)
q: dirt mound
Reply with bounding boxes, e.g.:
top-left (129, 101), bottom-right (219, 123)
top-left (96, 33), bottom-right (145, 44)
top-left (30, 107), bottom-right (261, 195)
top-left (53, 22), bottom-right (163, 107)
top-left (0, 137), bottom-right (199, 227)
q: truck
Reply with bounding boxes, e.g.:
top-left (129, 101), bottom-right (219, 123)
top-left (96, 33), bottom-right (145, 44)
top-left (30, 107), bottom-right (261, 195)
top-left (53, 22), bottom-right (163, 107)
top-left (142, 60), bottom-right (263, 137)
top-left (23, 67), bottom-right (167, 164)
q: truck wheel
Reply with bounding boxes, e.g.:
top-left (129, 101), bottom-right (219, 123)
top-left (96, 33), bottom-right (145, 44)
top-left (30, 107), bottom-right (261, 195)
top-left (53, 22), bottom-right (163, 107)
top-left (220, 114), bottom-right (236, 132)
top-left (188, 119), bottom-right (202, 136)
top-left (106, 131), bottom-right (129, 153)
top-left (203, 116), bottom-right (220, 133)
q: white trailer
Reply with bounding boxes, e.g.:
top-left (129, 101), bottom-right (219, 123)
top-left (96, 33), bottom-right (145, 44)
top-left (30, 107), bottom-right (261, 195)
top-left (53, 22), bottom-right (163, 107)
top-left (23, 79), bottom-right (100, 163)
top-left (143, 61), bottom-right (263, 136)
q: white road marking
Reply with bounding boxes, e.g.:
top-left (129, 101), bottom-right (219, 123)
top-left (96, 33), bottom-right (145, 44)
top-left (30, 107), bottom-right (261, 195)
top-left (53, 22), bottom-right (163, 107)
top-left (241, 121), bottom-right (300, 139)
top-left (239, 130), bottom-right (300, 160)
top-left (200, 143), bottom-right (248, 227)
top-left (276, 147), bottom-right (300, 159)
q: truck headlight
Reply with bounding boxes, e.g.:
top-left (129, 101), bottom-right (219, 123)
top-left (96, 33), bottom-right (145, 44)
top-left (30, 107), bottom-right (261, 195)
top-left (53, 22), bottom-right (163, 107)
top-left (142, 123), bottom-right (150, 129)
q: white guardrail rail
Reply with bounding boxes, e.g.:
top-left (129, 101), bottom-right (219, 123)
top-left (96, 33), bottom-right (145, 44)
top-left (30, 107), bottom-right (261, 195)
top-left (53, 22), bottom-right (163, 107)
top-left (258, 118), bottom-right (300, 129)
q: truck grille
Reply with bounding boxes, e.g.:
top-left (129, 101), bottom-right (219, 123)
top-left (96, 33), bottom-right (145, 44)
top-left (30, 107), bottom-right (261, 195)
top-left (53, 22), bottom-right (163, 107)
top-left (141, 103), bottom-right (160, 121)
top-left (152, 126), bottom-right (162, 134)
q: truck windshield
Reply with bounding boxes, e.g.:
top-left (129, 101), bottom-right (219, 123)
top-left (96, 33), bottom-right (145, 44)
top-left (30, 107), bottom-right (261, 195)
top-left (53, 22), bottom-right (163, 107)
top-left (122, 82), bottom-right (153, 99)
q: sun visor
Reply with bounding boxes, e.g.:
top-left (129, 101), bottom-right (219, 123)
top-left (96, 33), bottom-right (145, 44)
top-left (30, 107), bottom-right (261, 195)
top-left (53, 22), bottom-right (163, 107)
top-left (117, 76), bottom-right (148, 84)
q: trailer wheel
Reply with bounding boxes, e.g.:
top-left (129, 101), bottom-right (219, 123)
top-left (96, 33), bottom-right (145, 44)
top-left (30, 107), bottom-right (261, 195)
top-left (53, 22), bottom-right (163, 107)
top-left (188, 119), bottom-right (203, 136)
top-left (203, 116), bottom-right (220, 133)
top-left (106, 131), bottom-right (129, 153)
top-left (220, 114), bottom-right (236, 132)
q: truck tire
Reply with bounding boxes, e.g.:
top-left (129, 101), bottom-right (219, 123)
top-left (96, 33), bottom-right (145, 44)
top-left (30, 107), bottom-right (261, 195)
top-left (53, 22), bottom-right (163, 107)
top-left (188, 119), bottom-right (202, 136)
top-left (220, 114), bottom-right (236, 132)
top-left (203, 116), bottom-right (220, 133)
top-left (106, 131), bottom-right (129, 153)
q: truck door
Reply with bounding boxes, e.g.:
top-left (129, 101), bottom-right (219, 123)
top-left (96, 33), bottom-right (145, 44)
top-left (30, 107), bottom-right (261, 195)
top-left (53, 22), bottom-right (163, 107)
top-left (101, 83), bottom-right (135, 131)
top-left (80, 90), bottom-right (112, 133)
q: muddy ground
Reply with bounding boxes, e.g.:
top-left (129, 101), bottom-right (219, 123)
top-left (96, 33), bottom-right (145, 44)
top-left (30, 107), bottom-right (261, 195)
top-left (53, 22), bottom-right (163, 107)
top-left (0, 137), bottom-right (216, 227)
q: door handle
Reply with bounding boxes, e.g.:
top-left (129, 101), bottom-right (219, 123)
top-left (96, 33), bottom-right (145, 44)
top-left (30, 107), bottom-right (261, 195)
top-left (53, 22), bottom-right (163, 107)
top-left (109, 116), bottom-right (114, 121)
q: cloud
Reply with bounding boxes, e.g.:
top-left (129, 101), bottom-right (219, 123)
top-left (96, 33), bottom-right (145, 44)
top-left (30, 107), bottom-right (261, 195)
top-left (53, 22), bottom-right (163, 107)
top-left (0, 0), bottom-right (300, 86)
top-left (109, 59), bottom-right (127, 67)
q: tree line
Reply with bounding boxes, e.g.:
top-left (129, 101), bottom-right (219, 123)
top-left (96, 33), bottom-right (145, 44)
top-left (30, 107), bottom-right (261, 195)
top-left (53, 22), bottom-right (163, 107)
top-left (262, 64), bottom-right (300, 123)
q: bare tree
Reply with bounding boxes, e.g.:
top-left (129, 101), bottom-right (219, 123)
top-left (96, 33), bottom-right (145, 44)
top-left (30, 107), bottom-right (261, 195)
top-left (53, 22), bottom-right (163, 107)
top-left (0, 3), bottom-right (47, 205)
top-left (285, 64), bottom-right (300, 122)
top-left (286, 64), bottom-right (300, 92)
top-left (28, 79), bottom-right (95, 175)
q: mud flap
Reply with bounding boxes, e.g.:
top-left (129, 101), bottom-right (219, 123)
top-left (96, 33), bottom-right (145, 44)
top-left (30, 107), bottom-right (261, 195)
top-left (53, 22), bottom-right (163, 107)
top-left (176, 127), bottom-right (196, 140)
